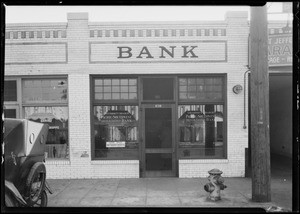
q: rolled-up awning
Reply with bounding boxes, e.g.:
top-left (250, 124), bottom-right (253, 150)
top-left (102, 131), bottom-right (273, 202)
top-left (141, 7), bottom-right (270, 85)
top-left (27, 112), bottom-right (60, 123)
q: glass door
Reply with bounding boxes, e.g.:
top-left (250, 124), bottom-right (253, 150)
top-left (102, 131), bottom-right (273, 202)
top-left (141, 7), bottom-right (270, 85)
top-left (141, 104), bottom-right (176, 177)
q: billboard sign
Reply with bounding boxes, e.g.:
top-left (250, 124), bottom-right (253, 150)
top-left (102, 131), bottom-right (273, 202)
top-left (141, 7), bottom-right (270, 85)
top-left (268, 33), bottom-right (292, 67)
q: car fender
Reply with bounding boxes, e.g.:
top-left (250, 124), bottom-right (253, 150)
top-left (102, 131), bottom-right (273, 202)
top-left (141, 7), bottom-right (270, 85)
top-left (5, 180), bottom-right (27, 206)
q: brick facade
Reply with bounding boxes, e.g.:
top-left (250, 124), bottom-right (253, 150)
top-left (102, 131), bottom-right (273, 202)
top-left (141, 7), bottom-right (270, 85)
top-left (5, 11), bottom-right (250, 178)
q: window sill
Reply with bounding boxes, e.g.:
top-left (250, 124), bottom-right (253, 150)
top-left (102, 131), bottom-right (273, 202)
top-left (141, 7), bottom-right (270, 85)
top-left (45, 159), bottom-right (70, 165)
top-left (179, 159), bottom-right (229, 164)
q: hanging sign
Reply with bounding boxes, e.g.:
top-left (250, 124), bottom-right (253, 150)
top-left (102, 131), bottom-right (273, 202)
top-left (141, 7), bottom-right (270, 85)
top-left (268, 33), bottom-right (292, 66)
top-left (100, 110), bottom-right (136, 126)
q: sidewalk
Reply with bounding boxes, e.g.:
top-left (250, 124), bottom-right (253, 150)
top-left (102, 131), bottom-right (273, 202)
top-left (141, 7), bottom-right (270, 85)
top-left (47, 174), bottom-right (292, 210)
top-left (46, 154), bottom-right (293, 210)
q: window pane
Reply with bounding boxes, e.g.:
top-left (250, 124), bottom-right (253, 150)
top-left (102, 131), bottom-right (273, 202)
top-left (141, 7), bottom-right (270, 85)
top-left (104, 93), bottom-right (111, 99)
top-left (143, 78), bottom-right (173, 100)
top-left (178, 104), bottom-right (224, 159)
top-left (95, 79), bottom-right (103, 86)
top-left (129, 93), bottom-right (137, 99)
top-left (93, 105), bottom-right (139, 159)
top-left (129, 86), bottom-right (137, 92)
top-left (112, 79), bottom-right (120, 85)
top-left (179, 86), bottom-right (187, 92)
top-left (104, 86), bottom-right (111, 92)
top-left (129, 79), bottom-right (137, 85)
top-left (104, 79), bottom-right (111, 85)
top-left (95, 93), bottom-right (103, 99)
top-left (95, 86), bottom-right (103, 93)
top-left (22, 79), bottom-right (67, 103)
top-left (188, 86), bottom-right (196, 92)
top-left (4, 109), bottom-right (16, 118)
top-left (121, 79), bottom-right (128, 85)
top-left (188, 78), bottom-right (196, 85)
top-left (24, 106), bottom-right (69, 159)
top-left (179, 78), bottom-right (187, 85)
top-left (112, 86), bottom-right (120, 92)
top-left (112, 93), bottom-right (120, 99)
top-left (4, 80), bottom-right (17, 102)
top-left (121, 93), bottom-right (129, 99)
top-left (179, 92), bottom-right (188, 99)
top-left (121, 86), bottom-right (128, 93)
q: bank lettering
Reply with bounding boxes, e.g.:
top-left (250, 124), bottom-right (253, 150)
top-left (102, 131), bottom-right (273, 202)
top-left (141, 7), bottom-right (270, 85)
top-left (118, 46), bottom-right (201, 59)
top-left (90, 41), bottom-right (227, 63)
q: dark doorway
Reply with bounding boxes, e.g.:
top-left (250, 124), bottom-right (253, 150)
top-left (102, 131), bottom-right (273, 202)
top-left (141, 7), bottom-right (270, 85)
top-left (142, 106), bottom-right (176, 177)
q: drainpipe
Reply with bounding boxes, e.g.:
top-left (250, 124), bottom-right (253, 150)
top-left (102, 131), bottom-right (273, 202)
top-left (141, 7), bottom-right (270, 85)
top-left (244, 68), bottom-right (251, 129)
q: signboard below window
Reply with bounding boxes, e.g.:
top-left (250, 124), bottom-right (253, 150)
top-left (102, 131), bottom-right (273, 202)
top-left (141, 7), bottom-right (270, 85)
top-left (106, 141), bottom-right (126, 148)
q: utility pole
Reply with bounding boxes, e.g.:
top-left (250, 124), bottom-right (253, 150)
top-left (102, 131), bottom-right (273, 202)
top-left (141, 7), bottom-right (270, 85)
top-left (250, 5), bottom-right (271, 202)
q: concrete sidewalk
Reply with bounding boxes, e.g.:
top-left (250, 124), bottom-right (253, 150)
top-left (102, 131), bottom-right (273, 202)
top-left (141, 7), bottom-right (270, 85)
top-left (47, 176), bottom-right (292, 210)
top-left (46, 154), bottom-right (293, 210)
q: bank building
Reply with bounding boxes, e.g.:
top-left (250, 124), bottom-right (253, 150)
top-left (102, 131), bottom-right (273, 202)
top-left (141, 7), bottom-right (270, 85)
top-left (4, 11), bottom-right (292, 179)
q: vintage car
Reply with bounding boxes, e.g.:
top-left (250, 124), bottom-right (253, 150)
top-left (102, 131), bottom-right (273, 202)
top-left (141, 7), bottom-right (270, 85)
top-left (4, 118), bottom-right (52, 207)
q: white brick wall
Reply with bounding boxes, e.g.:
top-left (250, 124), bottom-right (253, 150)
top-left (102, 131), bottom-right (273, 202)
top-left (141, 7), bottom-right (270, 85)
top-left (5, 11), bottom-right (250, 178)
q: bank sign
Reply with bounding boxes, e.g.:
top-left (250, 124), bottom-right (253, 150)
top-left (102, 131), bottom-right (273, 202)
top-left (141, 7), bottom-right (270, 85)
top-left (89, 40), bottom-right (227, 63)
top-left (268, 34), bottom-right (292, 67)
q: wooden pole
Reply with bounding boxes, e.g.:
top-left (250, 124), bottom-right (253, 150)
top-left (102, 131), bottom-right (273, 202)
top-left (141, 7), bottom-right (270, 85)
top-left (250, 5), bottom-right (271, 202)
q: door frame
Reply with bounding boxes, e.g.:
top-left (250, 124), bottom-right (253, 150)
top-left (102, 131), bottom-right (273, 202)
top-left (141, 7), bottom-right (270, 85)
top-left (140, 103), bottom-right (177, 177)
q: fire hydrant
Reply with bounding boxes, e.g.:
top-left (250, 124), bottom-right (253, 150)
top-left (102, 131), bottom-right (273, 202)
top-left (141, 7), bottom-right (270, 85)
top-left (204, 168), bottom-right (227, 201)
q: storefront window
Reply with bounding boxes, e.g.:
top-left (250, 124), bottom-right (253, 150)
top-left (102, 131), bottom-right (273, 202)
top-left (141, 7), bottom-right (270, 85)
top-left (178, 104), bottom-right (224, 159)
top-left (93, 105), bottom-right (139, 159)
top-left (22, 78), bottom-right (69, 160)
top-left (24, 106), bottom-right (69, 159)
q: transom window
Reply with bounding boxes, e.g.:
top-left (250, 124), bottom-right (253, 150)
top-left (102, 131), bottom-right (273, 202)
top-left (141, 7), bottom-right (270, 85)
top-left (22, 79), bottom-right (68, 104)
top-left (179, 77), bottom-right (224, 101)
top-left (94, 78), bottom-right (137, 100)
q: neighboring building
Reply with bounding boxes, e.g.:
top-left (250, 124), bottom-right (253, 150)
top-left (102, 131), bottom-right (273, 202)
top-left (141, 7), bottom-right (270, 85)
top-left (4, 11), bottom-right (250, 179)
top-left (267, 20), bottom-right (292, 159)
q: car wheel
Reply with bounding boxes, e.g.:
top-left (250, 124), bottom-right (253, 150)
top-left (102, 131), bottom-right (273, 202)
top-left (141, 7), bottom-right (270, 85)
top-left (33, 190), bottom-right (47, 207)
top-left (25, 162), bottom-right (46, 206)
